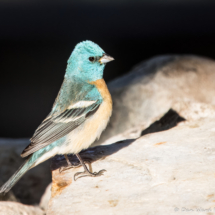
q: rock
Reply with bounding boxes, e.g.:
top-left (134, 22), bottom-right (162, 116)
top-left (94, 55), bottom-right (215, 145)
top-left (0, 201), bottom-right (45, 215)
top-left (3, 55), bottom-right (215, 212)
top-left (39, 183), bottom-right (52, 211)
top-left (45, 55), bottom-right (215, 214)
top-left (46, 103), bottom-right (215, 214)
top-left (0, 138), bottom-right (51, 204)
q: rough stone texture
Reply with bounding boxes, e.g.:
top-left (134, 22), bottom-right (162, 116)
top-left (2, 55), bottom-right (215, 213)
top-left (0, 201), bottom-right (45, 215)
top-left (0, 138), bottom-right (51, 204)
top-left (47, 103), bottom-right (215, 215)
top-left (94, 55), bottom-right (215, 146)
top-left (39, 183), bottom-right (52, 211)
top-left (46, 55), bottom-right (215, 214)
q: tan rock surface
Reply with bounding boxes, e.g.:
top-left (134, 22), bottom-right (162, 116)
top-left (0, 201), bottom-right (45, 215)
top-left (44, 55), bottom-right (215, 214)
top-left (39, 183), bottom-right (52, 211)
top-left (47, 102), bottom-right (215, 215)
top-left (96, 55), bottom-right (215, 145)
top-left (2, 55), bottom-right (215, 214)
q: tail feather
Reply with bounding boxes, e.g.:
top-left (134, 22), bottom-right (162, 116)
top-left (0, 157), bottom-right (32, 194)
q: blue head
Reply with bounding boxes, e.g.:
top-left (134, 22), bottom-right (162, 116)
top-left (65, 40), bottom-right (114, 82)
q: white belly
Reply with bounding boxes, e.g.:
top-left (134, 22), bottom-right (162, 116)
top-left (33, 101), bottom-right (111, 167)
top-left (58, 99), bottom-right (112, 154)
top-left (33, 78), bottom-right (112, 166)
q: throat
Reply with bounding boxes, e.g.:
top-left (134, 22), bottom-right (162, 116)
top-left (89, 79), bottom-right (112, 104)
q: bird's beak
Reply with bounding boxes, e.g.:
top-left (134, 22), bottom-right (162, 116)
top-left (99, 53), bottom-right (114, 64)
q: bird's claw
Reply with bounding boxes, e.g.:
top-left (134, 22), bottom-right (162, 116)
top-left (59, 159), bottom-right (92, 173)
top-left (59, 165), bottom-right (75, 173)
top-left (74, 169), bottom-right (106, 181)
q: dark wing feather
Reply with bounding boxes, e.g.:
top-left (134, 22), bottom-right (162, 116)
top-left (21, 102), bottom-right (100, 157)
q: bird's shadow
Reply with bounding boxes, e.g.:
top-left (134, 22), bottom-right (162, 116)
top-left (51, 108), bottom-right (185, 171)
top-left (51, 139), bottom-right (135, 171)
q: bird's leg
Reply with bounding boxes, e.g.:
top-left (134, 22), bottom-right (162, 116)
top-left (74, 153), bottom-right (106, 181)
top-left (59, 154), bottom-right (90, 173)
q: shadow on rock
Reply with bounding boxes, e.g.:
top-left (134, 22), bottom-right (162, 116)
top-left (51, 109), bottom-right (185, 172)
top-left (51, 139), bottom-right (136, 171)
top-left (141, 109), bottom-right (185, 136)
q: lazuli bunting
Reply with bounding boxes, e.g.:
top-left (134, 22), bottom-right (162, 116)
top-left (0, 40), bottom-right (114, 194)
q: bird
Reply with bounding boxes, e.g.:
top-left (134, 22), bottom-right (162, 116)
top-left (0, 40), bottom-right (114, 194)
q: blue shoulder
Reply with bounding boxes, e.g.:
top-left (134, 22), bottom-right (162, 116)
top-left (85, 85), bottom-right (102, 102)
top-left (51, 76), bottom-right (102, 113)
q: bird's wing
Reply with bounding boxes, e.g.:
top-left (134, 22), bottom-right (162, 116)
top-left (21, 79), bottom-right (102, 158)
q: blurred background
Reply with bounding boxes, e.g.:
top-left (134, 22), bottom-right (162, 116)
top-left (1, 0), bottom-right (215, 138)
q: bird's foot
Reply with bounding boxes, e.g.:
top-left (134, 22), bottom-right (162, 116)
top-left (74, 169), bottom-right (106, 181)
top-left (59, 164), bottom-right (80, 173)
top-left (59, 158), bottom-right (92, 173)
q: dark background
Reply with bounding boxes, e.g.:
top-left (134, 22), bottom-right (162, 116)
top-left (1, 0), bottom-right (215, 138)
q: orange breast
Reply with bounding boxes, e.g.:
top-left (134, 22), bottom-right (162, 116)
top-left (89, 78), bottom-right (113, 105)
top-left (63, 79), bottom-right (113, 153)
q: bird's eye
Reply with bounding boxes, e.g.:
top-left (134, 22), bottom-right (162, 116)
top-left (89, 57), bottom-right (95, 62)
